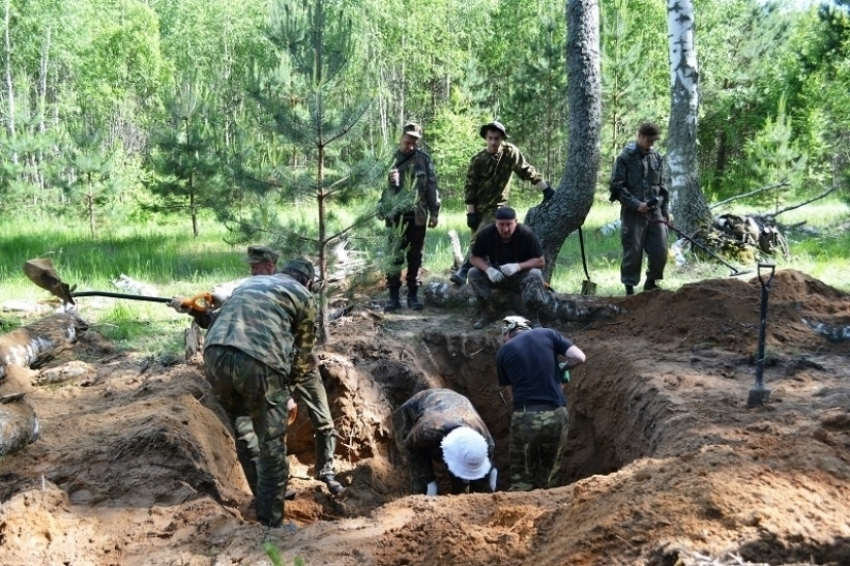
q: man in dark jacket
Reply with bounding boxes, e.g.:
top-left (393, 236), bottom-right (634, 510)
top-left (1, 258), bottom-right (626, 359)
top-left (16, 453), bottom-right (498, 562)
top-left (392, 388), bottom-right (497, 495)
top-left (378, 122), bottom-right (441, 311)
top-left (609, 121), bottom-right (670, 295)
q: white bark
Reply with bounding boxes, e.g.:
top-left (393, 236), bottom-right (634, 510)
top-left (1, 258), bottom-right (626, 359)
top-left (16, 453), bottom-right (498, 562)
top-left (3, 0), bottom-right (15, 138)
top-left (666, 0), bottom-right (709, 235)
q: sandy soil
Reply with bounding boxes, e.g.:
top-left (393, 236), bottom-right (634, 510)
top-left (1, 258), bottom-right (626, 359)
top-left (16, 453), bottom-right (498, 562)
top-left (1, 269), bottom-right (849, 566)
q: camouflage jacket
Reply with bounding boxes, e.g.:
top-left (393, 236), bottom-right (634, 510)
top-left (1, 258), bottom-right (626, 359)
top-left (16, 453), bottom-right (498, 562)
top-left (464, 142), bottom-right (543, 212)
top-left (378, 148), bottom-right (441, 226)
top-left (392, 388), bottom-right (495, 458)
top-left (204, 274), bottom-right (316, 383)
top-left (609, 141), bottom-right (669, 217)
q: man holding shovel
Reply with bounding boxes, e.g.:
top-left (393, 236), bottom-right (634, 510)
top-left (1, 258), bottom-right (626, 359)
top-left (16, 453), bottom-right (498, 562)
top-left (609, 121), bottom-right (670, 295)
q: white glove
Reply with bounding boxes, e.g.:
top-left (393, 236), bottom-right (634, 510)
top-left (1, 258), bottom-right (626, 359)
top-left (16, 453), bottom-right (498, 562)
top-left (489, 468), bottom-right (498, 492)
top-left (168, 296), bottom-right (192, 314)
top-left (209, 292), bottom-right (226, 309)
top-left (500, 263), bottom-right (521, 277)
top-left (426, 481), bottom-right (438, 496)
top-left (536, 180), bottom-right (549, 191)
top-left (486, 267), bottom-right (505, 284)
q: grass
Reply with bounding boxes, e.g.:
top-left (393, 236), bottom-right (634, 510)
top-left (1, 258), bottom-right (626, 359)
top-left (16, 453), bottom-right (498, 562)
top-left (1, 197), bottom-right (848, 356)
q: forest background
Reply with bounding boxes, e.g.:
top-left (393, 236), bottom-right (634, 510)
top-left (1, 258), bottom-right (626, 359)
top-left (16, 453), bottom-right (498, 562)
top-left (1, 0), bottom-right (849, 351)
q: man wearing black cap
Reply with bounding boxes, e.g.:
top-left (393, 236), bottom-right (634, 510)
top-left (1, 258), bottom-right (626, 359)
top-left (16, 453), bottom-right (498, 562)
top-left (609, 121), bottom-right (670, 295)
top-left (467, 207), bottom-right (548, 329)
top-left (450, 120), bottom-right (553, 285)
top-left (378, 122), bottom-right (441, 311)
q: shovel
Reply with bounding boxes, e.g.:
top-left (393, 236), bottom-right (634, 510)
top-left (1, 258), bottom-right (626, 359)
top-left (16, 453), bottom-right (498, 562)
top-left (578, 226), bottom-right (597, 295)
top-left (747, 263), bottom-right (775, 408)
top-left (24, 258), bottom-right (214, 312)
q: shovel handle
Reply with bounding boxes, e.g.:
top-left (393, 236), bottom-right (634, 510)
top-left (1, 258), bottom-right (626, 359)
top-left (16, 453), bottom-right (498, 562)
top-left (757, 263), bottom-right (775, 290)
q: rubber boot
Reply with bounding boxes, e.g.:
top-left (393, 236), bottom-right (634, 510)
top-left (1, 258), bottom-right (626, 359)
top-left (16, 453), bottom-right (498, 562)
top-left (644, 279), bottom-right (660, 291)
top-left (385, 287), bottom-right (401, 311)
top-left (407, 287), bottom-right (423, 310)
top-left (450, 255), bottom-right (472, 285)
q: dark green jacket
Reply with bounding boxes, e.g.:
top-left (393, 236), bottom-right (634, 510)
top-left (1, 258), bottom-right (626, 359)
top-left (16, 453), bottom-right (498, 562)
top-left (609, 141), bottom-right (669, 217)
top-left (379, 148), bottom-right (441, 226)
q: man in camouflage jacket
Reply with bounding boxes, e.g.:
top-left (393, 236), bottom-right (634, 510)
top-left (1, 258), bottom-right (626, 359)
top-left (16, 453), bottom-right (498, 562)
top-left (392, 388), bottom-right (496, 495)
top-left (609, 121), bottom-right (670, 295)
top-left (450, 120), bottom-right (553, 285)
top-left (172, 258), bottom-right (317, 529)
top-left (378, 122), bottom-right (441, 311)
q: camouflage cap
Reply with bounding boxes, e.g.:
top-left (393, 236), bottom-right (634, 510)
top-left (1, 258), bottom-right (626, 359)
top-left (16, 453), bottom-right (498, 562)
top-left (283, 258), bottom-right (316, 282)
top-left (402, 122), bottom-right (423, 139)
top-left (244, 244), bottom-right (279, 265)
top-left (638, 121), bottom-right (661, 141)
top-left (479, 120), bottom-right (508, 139)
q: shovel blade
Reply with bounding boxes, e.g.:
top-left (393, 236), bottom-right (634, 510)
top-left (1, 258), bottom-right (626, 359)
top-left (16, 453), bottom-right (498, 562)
top-left (746, 384), bottom-right (772, 408)
top-left (580, 280), bottom-right (597, 296)
top-left (23, 259), bottom-right (75, 304)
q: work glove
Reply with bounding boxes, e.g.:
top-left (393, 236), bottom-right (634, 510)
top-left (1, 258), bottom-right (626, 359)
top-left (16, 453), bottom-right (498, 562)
top-left (500, 263), bottom-right (521, 277)
top-left (426, 481), bottom-right (438, 496)
top-left (428, 216), bottom-right (439, 228)
top-left (209, 292), bottom-right (226, 309)
top-left (169, 296), bottom-right (192, 314)
top-left (486, 267), bottom-right (505, 284)
top-left (489, 467), bottom-right (498, 492)
top-left (559, 361), bottom-right (571, 383)
top-left (466, 212), bottom-right (480, 230)
top-left (542, 186), bottom-right (555, 201)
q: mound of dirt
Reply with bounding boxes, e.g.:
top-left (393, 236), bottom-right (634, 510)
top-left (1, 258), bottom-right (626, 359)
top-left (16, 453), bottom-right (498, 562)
top-left (1, 269), bottom-right (849, 566)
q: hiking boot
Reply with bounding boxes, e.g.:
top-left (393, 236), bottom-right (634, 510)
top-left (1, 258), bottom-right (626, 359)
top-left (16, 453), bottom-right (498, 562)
top-left (384, 288), bottom-right (401, 312)
top-left (321, 474), bottom-right (345, 496)
top-left (643, 279), bottom-right (661, 291)
top-left (625, 285), bottom-right (634, 296)
top-left (407, 295), bottom-right (424, 310)
top-left (472, 311), bottom-right (497, 330)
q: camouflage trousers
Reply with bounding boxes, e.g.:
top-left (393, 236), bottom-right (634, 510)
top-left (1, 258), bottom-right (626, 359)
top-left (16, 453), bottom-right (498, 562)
top-left (468, 267), bottom-right (549, 316)
top-left (508, 406), bottom-right (569, 491)
top-left (386, 215), bottom-right (427, 290)
top-left (620, 209), bottom-right (668, 286)
top-left (237, 366), bottom-right (337, 480)
top-left (204, 345), bottom-right (291, 528)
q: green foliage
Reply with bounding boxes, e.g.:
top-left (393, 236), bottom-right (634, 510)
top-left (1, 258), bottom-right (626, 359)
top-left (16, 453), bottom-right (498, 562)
top-left (262, 543), bottom-right (306, 566)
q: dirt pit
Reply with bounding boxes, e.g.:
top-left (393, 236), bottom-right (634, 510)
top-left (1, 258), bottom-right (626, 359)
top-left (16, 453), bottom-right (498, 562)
top-left (2, 268), bottom-right (850, 566)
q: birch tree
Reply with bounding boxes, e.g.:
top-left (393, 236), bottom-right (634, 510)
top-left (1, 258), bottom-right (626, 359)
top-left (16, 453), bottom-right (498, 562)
top-left (525, 0), bottom-right (601, 279)
top-left (667, 0), bottom-right (710, 235)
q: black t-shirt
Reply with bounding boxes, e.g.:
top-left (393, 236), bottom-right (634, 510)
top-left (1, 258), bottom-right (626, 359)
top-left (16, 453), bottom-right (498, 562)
top-left (496, 328), bottom-right (574, 409)
top-left (470, 223), bottom-right (543, 267)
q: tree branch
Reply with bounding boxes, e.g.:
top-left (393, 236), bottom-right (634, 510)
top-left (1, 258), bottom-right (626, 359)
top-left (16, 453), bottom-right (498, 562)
top-left (772, 185), bottom-right (840, 217)
top-left (708, 180), bottom-right (789, 210)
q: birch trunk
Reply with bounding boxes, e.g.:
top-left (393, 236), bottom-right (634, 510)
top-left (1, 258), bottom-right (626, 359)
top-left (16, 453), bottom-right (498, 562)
top-left (666, 0), bottom-right (710, 235)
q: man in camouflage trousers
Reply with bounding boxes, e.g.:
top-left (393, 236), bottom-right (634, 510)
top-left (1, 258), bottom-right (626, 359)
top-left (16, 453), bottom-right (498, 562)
top-left (392, 388), bottom-right (497, 495)
top-left (235, 246), bottom-right (344, 497)
top-left (496, 316), bottom-right (586, 491)
top-left (609, 121), bottom-right (670, 295)
top-left (171, 258), bottom-right (318, 529)
top-left (451, 120), bottom-right (553, 285)
top-left (378, 122), bottom-right (441, 311)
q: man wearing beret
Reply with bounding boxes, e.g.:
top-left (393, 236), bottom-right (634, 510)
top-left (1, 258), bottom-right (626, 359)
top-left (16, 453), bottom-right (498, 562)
top-left (378, 122), bottom-right (441, 312)
top-left (451, 120), bottom-right (553, 286)
top-left (609, 121), bottom-right (670, 295)
top-left (467, 207), bottom-right (548, 329)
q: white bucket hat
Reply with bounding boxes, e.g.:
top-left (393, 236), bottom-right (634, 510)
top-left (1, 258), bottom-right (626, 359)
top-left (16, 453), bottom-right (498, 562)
top-left (440, 426), bottom-right (491, 481)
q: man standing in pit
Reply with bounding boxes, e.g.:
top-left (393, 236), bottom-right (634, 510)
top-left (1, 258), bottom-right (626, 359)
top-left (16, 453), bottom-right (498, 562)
top-left (497, 316), bottom-right (586, 491)
top-left (450, 120), bottom-right (553, 285)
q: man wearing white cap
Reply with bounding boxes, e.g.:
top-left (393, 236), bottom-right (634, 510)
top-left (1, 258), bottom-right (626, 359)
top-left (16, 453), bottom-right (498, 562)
top-left (392, 388), bottom-right (497, 495)
top-left (497, 316), bottom-right (586, 491)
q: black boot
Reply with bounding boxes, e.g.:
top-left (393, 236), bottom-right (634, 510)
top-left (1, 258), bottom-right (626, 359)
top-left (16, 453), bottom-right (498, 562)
top-left (625, 285), bottom-right (634, 296)
top-left (407, 287), bottom-right (423, 310)
top-left (321, 474), bottom-right (345, 496)
top-left (385, 287), bottom-right (401, 311)
top-left (643, 279), bottom-right (660, 291)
